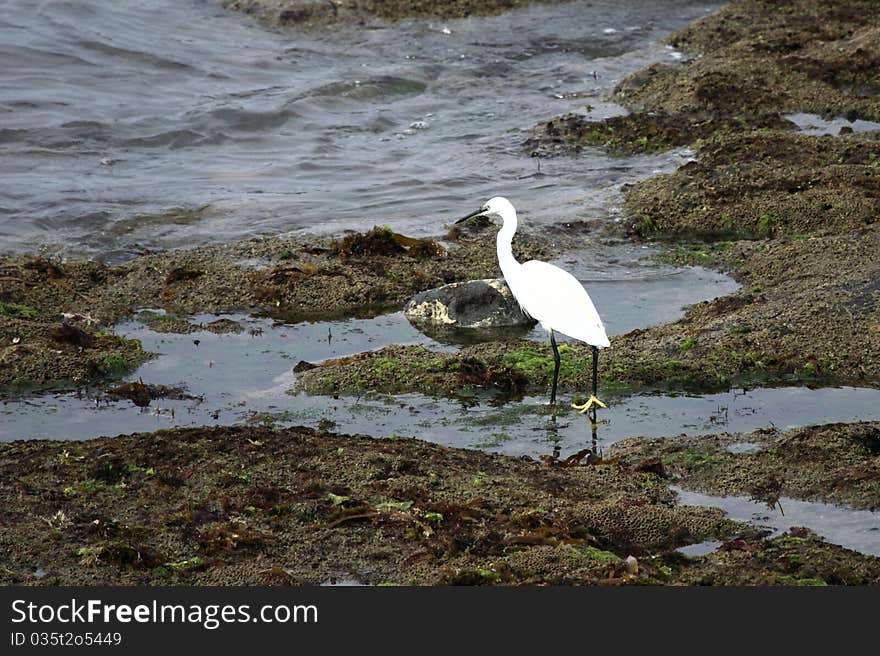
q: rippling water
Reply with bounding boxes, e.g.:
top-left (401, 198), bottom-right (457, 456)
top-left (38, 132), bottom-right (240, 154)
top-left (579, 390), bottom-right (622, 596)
top-left (0, 0), bottom-right (723, 260)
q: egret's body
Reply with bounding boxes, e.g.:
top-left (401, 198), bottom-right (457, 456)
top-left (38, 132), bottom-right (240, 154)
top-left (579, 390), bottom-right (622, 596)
top-left (459, 197), bottom-right (609, 412)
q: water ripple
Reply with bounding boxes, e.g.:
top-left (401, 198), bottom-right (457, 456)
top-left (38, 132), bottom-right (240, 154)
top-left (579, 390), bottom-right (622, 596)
top-left (0, 0), bottom-right (727, 258)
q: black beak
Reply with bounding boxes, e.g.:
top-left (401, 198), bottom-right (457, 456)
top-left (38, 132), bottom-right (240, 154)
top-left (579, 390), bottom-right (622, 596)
top-left (456, 208), bottom-right (486, 224)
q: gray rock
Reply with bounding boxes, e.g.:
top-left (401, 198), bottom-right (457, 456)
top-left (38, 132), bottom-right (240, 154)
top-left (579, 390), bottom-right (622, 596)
top-left (404, 278), bottom-right (535, 330)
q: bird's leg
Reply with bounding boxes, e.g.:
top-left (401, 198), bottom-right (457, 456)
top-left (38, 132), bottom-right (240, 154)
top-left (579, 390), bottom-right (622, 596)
top-left (547, 412), bottom-right (561, 460)
top-left (571, 345), bottom-right (608, 414)
top-left (549, 331), bottom-right (561, 405)
top-left (590, 410), bottom-right (599, 452)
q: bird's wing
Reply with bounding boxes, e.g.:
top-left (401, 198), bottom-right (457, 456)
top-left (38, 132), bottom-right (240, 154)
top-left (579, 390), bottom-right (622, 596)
top-left (516, 260), bottom-right (610, 347)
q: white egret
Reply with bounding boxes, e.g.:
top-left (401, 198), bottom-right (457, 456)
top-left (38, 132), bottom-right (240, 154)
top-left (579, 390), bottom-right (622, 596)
top-left (457, 197), bottom-right (610, 413)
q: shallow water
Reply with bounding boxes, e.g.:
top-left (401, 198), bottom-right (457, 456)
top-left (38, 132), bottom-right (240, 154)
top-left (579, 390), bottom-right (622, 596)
top-left (0, 0), bottom-right (722, 260)
top-left (675, 488), bottom-right (880, 557)
top-left (6, 306), bottom-right (880, 455)
top-left (548, 243), bottom-right (738, 336)
top-left (676, 541), bottom-right (722, 557)
top-left (785, 112), bottom-right (880, 136)
top-left (0, 248), bottom-right (737, 442)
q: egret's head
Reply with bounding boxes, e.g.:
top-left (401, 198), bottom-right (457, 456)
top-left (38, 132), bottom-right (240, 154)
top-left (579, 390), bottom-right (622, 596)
top-left (456, 196), bottom-right (516, 225)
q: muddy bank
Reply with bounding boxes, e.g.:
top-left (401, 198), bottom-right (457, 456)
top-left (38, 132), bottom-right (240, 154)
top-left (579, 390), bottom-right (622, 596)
top-left (0, 314), bottom-right (149, 393)
top-left (625, 130), bottom-right (880, 238)
top-left (528, 0), bottom-right (880, 157)
top-left (610, 422), bottom-right (880, 512)
top-left (525, 111), bottom-right (796, 158)
top-left (532, 117), bottom-right (880, 245)
top-left (621, 0), bottom-right (880, 120)
top-left (0, 223), bottom-right (553, 392)
top-left (223, 0), bottom-right (560, 30)
top-left (616, 4), bottom-right (880, 392)
top-left (2, 424), bottom-right (876, 586)
top-left (0, 256), bottom-right (151, 390)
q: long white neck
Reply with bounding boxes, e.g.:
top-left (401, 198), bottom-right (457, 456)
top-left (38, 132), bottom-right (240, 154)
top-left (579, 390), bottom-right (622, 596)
top-left (496, 208), bottom-right (522, 284)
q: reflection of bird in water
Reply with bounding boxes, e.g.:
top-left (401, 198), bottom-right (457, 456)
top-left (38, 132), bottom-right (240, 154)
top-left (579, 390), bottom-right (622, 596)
top-left (457, 197), bottom-right (610, 414)
top-left (543, 412), bottom-right (604, 466)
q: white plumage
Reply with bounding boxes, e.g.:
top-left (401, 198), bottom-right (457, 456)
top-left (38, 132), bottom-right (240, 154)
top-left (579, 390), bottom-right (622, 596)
top-left (508, 259), bottom-right (609, 347)
top-left (458, 196), bottom-right (610, 412)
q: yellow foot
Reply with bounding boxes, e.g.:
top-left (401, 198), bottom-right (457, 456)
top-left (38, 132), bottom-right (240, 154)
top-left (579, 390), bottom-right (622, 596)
top-left (571, 395), bottom-right (608, 414)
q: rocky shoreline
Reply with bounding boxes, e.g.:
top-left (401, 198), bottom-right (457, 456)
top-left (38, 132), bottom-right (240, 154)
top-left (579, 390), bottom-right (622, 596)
top-left (2, 423), bottom-right (877, 586)
top-left (2, 0), bottom-right (879, 585)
